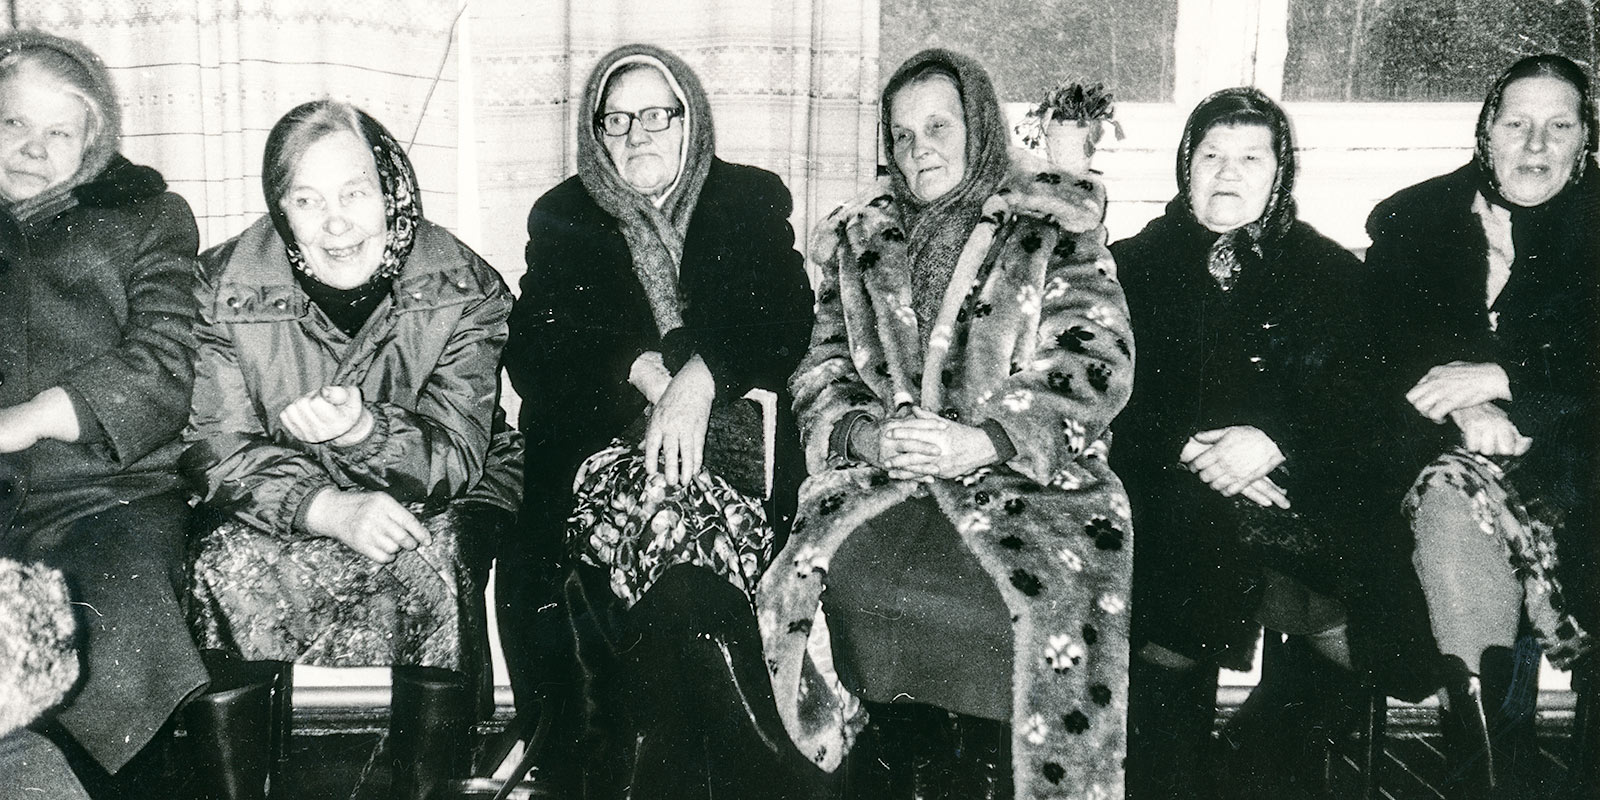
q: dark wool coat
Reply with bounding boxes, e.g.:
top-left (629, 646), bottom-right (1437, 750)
top-left (759, 154), bottom-right (1135, 800)
top-left (184, 215), bottom-right (522, 533)
top-left (1366, 163), bottom-right (1600, 628)
top-left (1111, 206), bottom-right (1438, 698)
top-left (0, 156), bottom-right (208, 772)
top-left (505, 158), bottom-right (814, 538)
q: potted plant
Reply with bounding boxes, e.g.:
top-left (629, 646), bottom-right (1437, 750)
top-left (1016, 81), bottom-right (1123, 175)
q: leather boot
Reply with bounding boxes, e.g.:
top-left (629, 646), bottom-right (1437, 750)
top-left (1567, 659), bottom-right (1598, 800)
top-left (1216, 636), bottom-right (1359, 800)
top-left (389, 666), bottom-right (473, 800)
top-left (184, 659), bottom-right (292, 800)
top-left (1127, 656), bottom-right (1218, 800)
top-left (948, 711), bottom-right (1012, 800)
top-left (857, 702), bottom-right (952, 800)
top-left (1479, 640), bottom-right (1544, 798)
top-left (1436, 655), bottom-right (1493, 800)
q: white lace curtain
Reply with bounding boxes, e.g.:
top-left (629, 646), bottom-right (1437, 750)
top-left (10, 0), bottom-right (881, 283)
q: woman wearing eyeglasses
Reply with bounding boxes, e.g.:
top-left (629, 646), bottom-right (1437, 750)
top-left (503, 44), bottom-right (815, 797)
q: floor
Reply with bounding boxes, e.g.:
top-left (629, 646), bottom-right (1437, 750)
top-left (82, 705), bottom-right (1584, 800)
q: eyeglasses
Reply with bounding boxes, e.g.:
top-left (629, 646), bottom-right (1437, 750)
top-left (595, 106), bottom-right (683, 137)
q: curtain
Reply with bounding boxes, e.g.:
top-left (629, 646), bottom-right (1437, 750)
top-left (12, 0), bottom-right (466, 248)
top-left (7, 0), bottom-right (880, 285)
top-left (468, 0), bottom-right (880, 280)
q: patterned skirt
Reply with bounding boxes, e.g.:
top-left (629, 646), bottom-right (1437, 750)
top-left (567, 440), bottom-right (773, 609)
top-left (1404, 448), bottom-right (1594, 669)
top-left (190, 504), bottom-right (466, 671)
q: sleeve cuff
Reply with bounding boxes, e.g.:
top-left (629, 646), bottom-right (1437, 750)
top-left (58, 383), bottom-right (109, 445)
top-left (330, 403), bottom-right (391, 463)
top-left (829, 410), bottom-right (876, 464)
top-left (979, 418), bottom-right (1018, 463)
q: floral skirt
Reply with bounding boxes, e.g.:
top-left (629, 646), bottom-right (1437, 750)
top-left (190, 505), bottom-right (465, 671)
top-left (1404, 448), bottom-right (1594, 669)
top-left (568, 440), bottom-right (773, 608)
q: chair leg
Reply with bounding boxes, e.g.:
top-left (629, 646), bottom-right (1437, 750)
top-left (1567, 661), bottom-right (1598, 800)
top-left (1355, 684), bottom-right (1386, 800)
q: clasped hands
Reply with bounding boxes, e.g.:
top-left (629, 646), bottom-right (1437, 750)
top-left (854, 407), bottom-right (998, 480)
top-left (1179, 426), bottom-right (1290, 509)
top-left (629, 350), bottom-right (715, 487)
top-left (1406, 360), bottom-right (1529, 457)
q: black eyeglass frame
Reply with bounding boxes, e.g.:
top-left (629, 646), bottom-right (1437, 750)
top-left (594, 106), bottom-right (684, 137)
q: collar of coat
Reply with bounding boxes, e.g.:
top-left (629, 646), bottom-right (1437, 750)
top-left (208, 214), bottom-right (489, 323)
top-left (810, 148), bottom-right (1107, 407)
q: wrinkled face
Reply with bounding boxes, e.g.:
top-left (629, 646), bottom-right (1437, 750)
top-left (889, 75), bottom-right (967, 202)
top-left (1188, 123), bottom-right (1277, 233)
top-left (1489, 75), bottom-right (1585, 207)
top-left (0, 65), bottom-right (89, 203)
top-left (600, 67), bottom-right (685, 198)
top-left (280, 131), bottom-right (388, 289)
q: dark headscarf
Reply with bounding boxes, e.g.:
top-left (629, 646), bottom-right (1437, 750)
top-left (1472, 53), bottom-right (1597, 208)
top-left (881, 49), bottom-right (1010, 329)
top-left (0, 31), bottom-right (121, 222)
top-left (1173, 87), bottom-right (1298, 291)
top-left (576, 44), bottom-right (715, 338)
top-left (262, 101), bottom-right (423, 335)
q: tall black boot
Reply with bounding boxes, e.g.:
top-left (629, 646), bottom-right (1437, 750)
top-left (852, 701), bottom-right (953, 800)
top-left (1127, 656), bottom-right (1218, 800)
top-left (1567, 659), bottom-right (1598, 800)
top-left (1216, 636), bottom-right (1360, 800)
top-left (948, 711), bottom-right (1012, 800)
top-left (1436, 655), bottom-right (1494, 800)
top-left (1479, 640), bottom-right (1544, 799)
top-left (389, 666), bottom-right (473, 800)
top-left (184, 658), bottom-right (292, 800)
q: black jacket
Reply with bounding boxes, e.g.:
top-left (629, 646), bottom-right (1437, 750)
top-left (1366, 162), bottom-right (1600, 626)
top-left (505, 159), bottom-right (813, 539)
top-left (1112, 206), bottom-right (1437, 697)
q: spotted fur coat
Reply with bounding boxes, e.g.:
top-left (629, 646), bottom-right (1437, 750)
top-left (756, 152), bottom-right (1135, 800)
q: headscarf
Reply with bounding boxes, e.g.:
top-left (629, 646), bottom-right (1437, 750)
top-left (1174, 87), bottom-right (1298, 292)
top-left (1472, 53), bottom-right (1597, 209)
top-left (881, 49), bottom-right (1011, 329)
top-left (261, 101), bottom-right (423, 334)
top-left (576, 44), bottom-right (715, 338)
top-left (0, 31), bottom-right (121, 222)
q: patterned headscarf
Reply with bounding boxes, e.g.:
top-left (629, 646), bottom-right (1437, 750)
top-left (576, 44), bottom-right (716, 338)
top-left (1473, 53), bottom-right (1597, 207)
top-left (262, 100), bottom-right (422, 283)
top-left (1175, 87), bottom-right (1298, 291)
top-left (881, 48), bottom-right (1011, 329)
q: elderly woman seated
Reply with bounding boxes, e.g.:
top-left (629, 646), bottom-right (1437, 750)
top-left (1366, 54), bottom-right (1598, 799)
top-left (503, 44), bottom-right (815, 797)
top-left (757, 49), bottom-right (1134, 800)
top-left (181, 100), bottom-right (521, 800)
top-left (1111, 87), bottom-right (1439, 800)
top-left (0, 31), bottom-right (206, 795)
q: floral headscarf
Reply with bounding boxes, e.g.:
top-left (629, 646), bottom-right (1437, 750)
top-left (262, 100), bottom-right (422, 283)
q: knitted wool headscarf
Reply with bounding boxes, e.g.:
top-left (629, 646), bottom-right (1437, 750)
top-left (881, 49), bottom-right (1010, 330)
top-left (0, 30), bottom-right (121, 222)
top-left (576, 44), bottom-right (715, 338)
top-left (1175, 87), bottom-right (1298, 291)
top-left (1472, 53), bottom-right (1597, 208)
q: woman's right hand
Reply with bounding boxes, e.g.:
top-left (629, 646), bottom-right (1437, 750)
top-left (302, 488), bottom-right (431, 563)
top-left (1449, 401), bottom-right (1532, 457)
top-left (1180, 426), bottom-right (1290, 509)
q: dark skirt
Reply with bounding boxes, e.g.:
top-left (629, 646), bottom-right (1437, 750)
top-left (3, 488), bottom-right (206, 774)
top-left (821, 495), bottom-right (1013, 722)
top-left (191, 504), bottom-right (468, 671)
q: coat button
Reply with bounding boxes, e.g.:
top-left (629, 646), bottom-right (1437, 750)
top-left (273, 298), bottom-right (287, 310)
top-left (411, 291), bottom-right (423, 300)
top-left (455, 280), bottom-right (469, 290)
top-left (226, 297), bottom-right (240, 308)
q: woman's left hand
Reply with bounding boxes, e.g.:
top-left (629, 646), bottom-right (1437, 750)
top-left (1181, 426), bottom-right (1286, 499)
top-left (0, 387), bottom-right (81, 453)
top-left (1406, 361), bottom-right (1511, 422)
top-left (881, 407), bottom-right (999, 480)
top-left (279, 386), bottom-right (374, 446)
top-left (644, 355), bottom-right (714, 486)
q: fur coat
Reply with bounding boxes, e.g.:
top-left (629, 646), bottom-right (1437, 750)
top-left (757, 152), bottom-right (1134, 800)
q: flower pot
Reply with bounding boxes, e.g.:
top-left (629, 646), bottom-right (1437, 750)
top-left (1044, 120), bottom-right (1102, 175)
